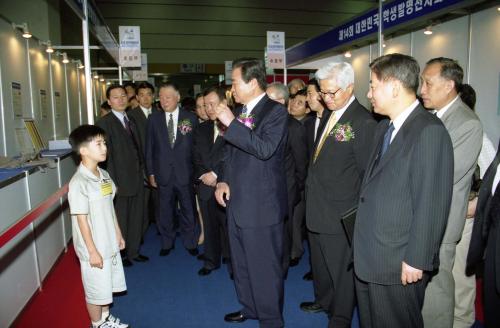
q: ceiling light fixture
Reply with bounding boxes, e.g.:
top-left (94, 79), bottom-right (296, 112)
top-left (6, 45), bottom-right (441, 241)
top-left (39, 40), bottom-right (54, 53)
top-left (424, 26), bottom-right (433, 35)
top-left (61, 52), bottom-right (69, 64)
top-left (12, 22), bottom-right (32, 39)
top-left (344, 51), bottom-right (352, 58)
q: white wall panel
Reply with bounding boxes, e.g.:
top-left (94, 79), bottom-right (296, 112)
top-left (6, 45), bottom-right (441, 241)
top-left (384, 33), bottom-right (411, 56)
top-left (470, 7), bottom-right (500, 145)
top-left (0, 20), bottom-right (33, 156)
top-left (51, 58), bottom-right (69, 139)
top-left (351, 46), bottom-right (372, 110)
top-left (412, 16), bottom-right (469, 76)
top-left (29, 40), bottom-right (53, 143)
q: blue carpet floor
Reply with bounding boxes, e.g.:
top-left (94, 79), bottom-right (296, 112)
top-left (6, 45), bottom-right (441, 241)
top-left (110, 225), bottom-right (344, 328)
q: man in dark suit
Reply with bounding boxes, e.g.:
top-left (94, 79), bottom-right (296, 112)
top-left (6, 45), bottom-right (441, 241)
top-left (96, 84), bottom-right (149, 266)
top-left (215, 58), bottom-right (288, 328)
top-left (145, 82), bottom-right (199, 256)
top-left (304, 78), bottom-right (327, 157)
top-left (127, 82), bottom-right (159, 238)
top-left (266, 82), bottom-right (308, 271)
top-left (193, 86), bottom-right (230, 276)
top-left (353, 54), bottom-right (454, 328)
top-left (467, 140), bottom-right (500, 327)
top-left (300, 62), bottom-right (376, 328)
top-left (301, 78), bottom-right (328, 282)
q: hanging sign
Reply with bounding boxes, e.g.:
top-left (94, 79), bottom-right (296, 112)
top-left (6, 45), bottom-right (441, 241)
top-left (119, 26), bottom-right (141, 67)
top-left (266, 31), bottom-right (285, 69)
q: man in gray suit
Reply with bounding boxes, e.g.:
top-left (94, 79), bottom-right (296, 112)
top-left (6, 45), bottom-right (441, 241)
top-left (353, 54), bottom-right (454, 328)
top-left (420, 57), bottom-right (483, 328)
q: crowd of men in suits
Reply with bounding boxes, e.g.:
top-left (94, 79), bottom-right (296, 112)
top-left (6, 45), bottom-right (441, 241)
top-left (94, 54), bottom-right (499, 328)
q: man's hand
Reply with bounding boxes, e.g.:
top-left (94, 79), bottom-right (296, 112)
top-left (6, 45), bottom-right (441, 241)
top-left (401, 261), bottom-right (423, 285)
top-left (215, 182), bottom-right (230, 207)
top-left (117, 235), bottom-right (126, 250)
top-left (149, 175), bottom-right (157, 188)
top-left (215, 102), bottom-right (235, 127)
top-left (466, 197), bottom-right (478, 219)
top-left (200, 172), bottom-right (217, 187)
top-left (89, 250), bottom-right (103, 269)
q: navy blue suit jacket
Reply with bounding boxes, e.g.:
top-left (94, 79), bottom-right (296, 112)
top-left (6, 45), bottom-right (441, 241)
top-left (220, 95), bottom-right (288, 228)
top-left (145, 108), bottom-right (199, 186)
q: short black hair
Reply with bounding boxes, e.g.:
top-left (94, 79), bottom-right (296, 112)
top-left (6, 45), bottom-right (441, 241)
top-left (158, 82), bottom-right (180, 93)
top-left (369, 53), bottom-right (420, 94)
top-left (203, 85), bottom-right (226, 101)
top-left (106, 84), bottom-right (127, 99)
top-left (291, 88), bottom-right (307, 98)
top-left (232, 57), bottom-right (267, 91)
top-left (307, 78), bottom-right (320, 91)
top-left (69, 124), bottom-right (106, 155)
top-left (195, 93), bottom-right (203, 101)
top-left (123, 81), bottom-right (136, 90)
top-left (100, 101), bottom-right (111, 111)
top-left (426, 57), bottom-right (464, 93)
top-left (136, 81), bottom-right (155, 94)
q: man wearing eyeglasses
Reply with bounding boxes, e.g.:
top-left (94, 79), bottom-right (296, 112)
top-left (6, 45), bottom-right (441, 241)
top-left (300, 62), bottom-right (376, 328)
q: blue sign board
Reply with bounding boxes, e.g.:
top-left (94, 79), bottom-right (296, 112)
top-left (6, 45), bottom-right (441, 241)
top-left (286, 0), bottom-right (465, 66)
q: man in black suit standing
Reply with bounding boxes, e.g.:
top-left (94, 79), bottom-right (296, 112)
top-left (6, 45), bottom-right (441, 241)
top-left (215, 58), bottom-right (288, 328)
top-left (145, 83), bottom-right (199, 256)
top-left (193, 86), bottom-right (230, 276)
top-left (304, 78), bottom-right (327, 158)
top-left (127, 82), bottom-right (159, 238)
top-left (96, 84), bottom-right (149, 266)
top-left (266, 82), bottom-right (308, 271)
top-left (467, 139), bottom-right (500, 327)
top-left (353, 53), bottom-right (454, 328)
top-left (300, 62), bottom-right (376, 328)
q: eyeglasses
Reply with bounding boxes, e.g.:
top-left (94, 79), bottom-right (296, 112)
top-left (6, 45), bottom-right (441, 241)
top-left (319, 88), bottom-right (342, 98)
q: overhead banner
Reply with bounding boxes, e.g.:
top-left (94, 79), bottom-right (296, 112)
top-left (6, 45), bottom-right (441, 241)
top-left (119, 26), bottom-right (141, 67)
top-left (266, 31), bottom-right (285, 69)
top-left (132, 53), bottom-right (148, 81)
top-left (286, 0), bottom-right (467, 66)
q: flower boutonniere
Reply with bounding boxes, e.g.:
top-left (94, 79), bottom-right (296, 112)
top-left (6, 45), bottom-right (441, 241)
top-left (237, 113), bottom-right (256, 130)
top-left (329, 122), bottom-right (355, 142)
top-left (178, 119), bottom-right (193, 135)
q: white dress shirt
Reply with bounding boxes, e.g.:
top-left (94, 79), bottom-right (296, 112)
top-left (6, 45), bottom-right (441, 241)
top-left (244, 93), bottom-right (266, 115)
top-left (493, 163), bottom-right (500, 196)
top-left (435, 95), bottom-right (460, 119)
top-left (111, 109), bottom-right (128, 128)
top-left (390, 99), bottom-right (419, 143)
top-left (140, 105), bottom-right (152, 118)
top-left (165, 106), bottom-right (180, 141)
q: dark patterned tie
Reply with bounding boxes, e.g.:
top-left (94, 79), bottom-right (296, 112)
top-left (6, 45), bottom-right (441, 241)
top-left (167, 113), bottom-right (175, 148)
top-left (380, 123), bottom-right (395, 157)
top-left (123, 115), bottom-right (132, 135)
top-left (241, 105), bottom-right (248, 115)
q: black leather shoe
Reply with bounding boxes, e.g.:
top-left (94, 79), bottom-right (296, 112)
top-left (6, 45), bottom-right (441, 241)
top-left (122, 258), bottom-right (133, 267)
top-left (303, 271), bottom-right (313, 281)
top-left (300, 301), bottom-right (323, 313)
top-left (229, 273), bottom-right (234, 280)
top-left (198, 267), bottom-right (219, 276)
top-left (133, 254), bottom-right (149, 262)
top-left (289, 257), bottom-right (300, 267)
top-left (224, 311), bottom-right (247, 323)
top-left (159, 247), bottom-right (173, 256)
top-left (188, 248), bottom-right (199, 256)
top-left (197, 253), bottom-right (206, 261)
